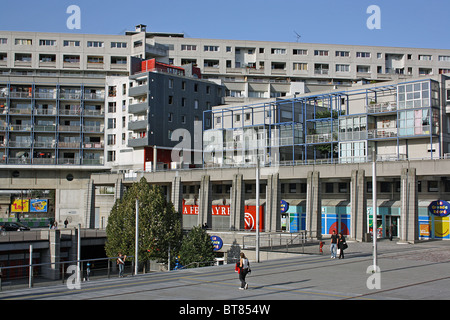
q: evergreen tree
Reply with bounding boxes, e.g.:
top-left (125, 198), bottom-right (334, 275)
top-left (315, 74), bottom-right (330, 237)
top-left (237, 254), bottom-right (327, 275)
top-left (178, 225), bottom-right (216, 268)
top-left (105, 177), bottom-right (182, 266)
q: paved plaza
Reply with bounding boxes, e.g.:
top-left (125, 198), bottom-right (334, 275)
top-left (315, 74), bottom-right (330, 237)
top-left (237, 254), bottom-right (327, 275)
top-left (0, 239), bottom-right (449, 305)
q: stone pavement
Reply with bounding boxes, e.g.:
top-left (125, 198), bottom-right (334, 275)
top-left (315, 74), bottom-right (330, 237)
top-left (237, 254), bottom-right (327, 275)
top-left (1, 239), bottom-right (449, 304)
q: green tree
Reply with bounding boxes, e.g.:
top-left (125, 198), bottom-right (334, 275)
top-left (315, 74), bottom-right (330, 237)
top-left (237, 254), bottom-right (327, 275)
top-left (105, 177), bottom-right (182, 266)
top-left (178, 226), bottom-right (216, 268)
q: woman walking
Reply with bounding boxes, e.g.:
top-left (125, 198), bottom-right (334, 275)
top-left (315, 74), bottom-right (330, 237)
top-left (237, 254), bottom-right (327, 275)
top-left (337, 233), bottom-right (347, 259)
top-left (238, 252), bottom-right (250, 290)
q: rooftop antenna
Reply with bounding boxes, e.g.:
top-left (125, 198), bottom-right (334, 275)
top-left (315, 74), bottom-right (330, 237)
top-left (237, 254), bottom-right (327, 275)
top-left (294, 31), bottom-right (301, 42)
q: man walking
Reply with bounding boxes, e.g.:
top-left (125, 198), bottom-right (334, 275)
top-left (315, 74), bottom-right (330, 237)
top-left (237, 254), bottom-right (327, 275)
top-left (330, 230), bottom-right (338, 259)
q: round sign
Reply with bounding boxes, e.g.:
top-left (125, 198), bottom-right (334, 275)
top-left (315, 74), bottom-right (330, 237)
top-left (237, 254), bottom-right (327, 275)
top-left (280, 200), bottom-right (289, 213)
top-left (210, 235), bottom-right (223, 251)
top-left (428, 200), bottom-right (450, 217)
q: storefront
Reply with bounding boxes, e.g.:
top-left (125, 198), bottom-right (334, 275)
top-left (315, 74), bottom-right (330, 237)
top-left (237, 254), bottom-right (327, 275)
top-left (419, 200), bottom-right (450, 240)
top-left (321, 200), bottom-right (351, 236)
top-left (281, 199), bottom-right (306, 233)
top-left (367, 200), bottom-right (401, 239)
top-left (182, 199), bottom-right (231, 230)
top-left (244, 200), bottom-right (265, 232)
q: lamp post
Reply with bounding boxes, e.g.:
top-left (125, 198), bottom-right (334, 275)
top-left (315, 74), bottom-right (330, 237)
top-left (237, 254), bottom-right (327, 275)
top-left (135, 199), bottom-right (139, 276)
top-left (256, 156), bottom-right (260, 263)
top-left (372, 150), bottom-right (378, 272)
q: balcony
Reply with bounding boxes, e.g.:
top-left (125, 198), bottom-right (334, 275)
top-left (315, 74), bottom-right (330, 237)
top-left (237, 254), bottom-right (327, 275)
top-left (57, 158), bottom-right (81, 165)
top-left (9, 92), bottom-right (32, 99)
top-left (128, 102), bottom-right (148, 114)
top-left (83, 125), bottom-right (104, 133)
top-left (59, 142), bottom-right (81, 149)
top-left (306, 132), bottom-right (338, 144)
top-left (9, 108), bottom-right (32, 115)
top-left (128, 120), bottom-right (147, 131)
top-left (9, 124), bottom-right (32, 131)
top-left (34, 141), bottom-right (56, 148)
top-left (368, 128), bottom-right (398, 139)
top-left (84, 93), bottom-right (105, 101)
top-left (366, 102), bottom-right (397, 114)
top-left (32, 158), bottom-right (56, 165)
top-left (83, 142), bottom-right (104, 149)
top-left (60, 93), bottom-right (82, 100)
top-left (59, 109), bottom-right (81, 116)
top-left (59, 125), bottom-right (81, 132)
top-left (9, 141), bottom-right (32, 148)
top-left (129, 85), bottom-right (148, 97)
top-left (35, 92), bottom-right (57, 100)
top-left (128, 137), bottom-right (149, 148)
top-left (34, 125), bottom-right (56, 132)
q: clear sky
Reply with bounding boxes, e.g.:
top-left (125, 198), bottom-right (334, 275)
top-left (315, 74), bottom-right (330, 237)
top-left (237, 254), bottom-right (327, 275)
top-left (1, 0), bottom-right (449, 49)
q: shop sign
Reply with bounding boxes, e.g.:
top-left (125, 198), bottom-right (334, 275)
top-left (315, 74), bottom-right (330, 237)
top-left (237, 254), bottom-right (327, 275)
top-left (280, 200), bottom-right (289, 213)
top-left (182, 204), bottom-right (230, 216)
top-left (428, 200), bottom-right (450, 217)
top-left (210, 235), bottom-right (223, 251)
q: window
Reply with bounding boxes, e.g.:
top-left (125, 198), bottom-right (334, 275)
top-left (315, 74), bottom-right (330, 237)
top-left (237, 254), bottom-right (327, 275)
top-left (356, 52), bottom-right (371, 58)
top-left (87, 41), bottom-right (104, 48)
top-left (111, 56), bottom-right (127, 64)
top-left (64, 55), bottom-right (80, 63)
top-left (107, 134), bottom-right (116, 146)
top-left (107, 151), bottom-right (116, 162)
top-left (336, 64), bottom-right (350, 72)
top-left (439, 56), bottom-right (450, 62)
top-left (194, 100), bottom-right (199, 109)
top-left (314, 50), bottom-right (328, 56)
top-left (87, 56), bottom-right (104, 64)
top-left (181, 115), bottom-right (186, 124)
top-left (357, 65), bottom-right (370, 73)
top-left (39, 40), bottom-right (56, 46)
top-left (428, 181), bottom-right (439, 192)
top-left (293, 49), bottom-right (307, 55)
top-left (63, 40), bottom-right (80, 47)
top-left (293, 63), bottom-right (308, 71)
top-left (15, 39), bottom-right (32, 45)
top-left (107, 118), bottom-right (116, 129)
top-left (397, 81), bottom-right (430, 110)
top-left (325, 183), bottom-right (334, 193)
top-left (168, 112), bottom-right (173, 122)
top-left (447, 89), bottom-right (450, 101)
top-left (419, 55), bottom-right (432, 61)
top-left (271, 48), bottom-right (286, 55)
top-left (204, 45), bottom-right (219, 52)
top-left (108, 102), bottom-right (116, 113)
top-left (111, 42), bottom-right (127, 48)
top-left (15, 53), bottom-right (32, 62)
top-left (39, 54), bottom-right (56, 62)
top-left (335, 51), bottom-right (350, 57)
top-left (0, 38), bottom-right (7, 45)
top-left (169, 79), bottom-right (174, 89)
top-left (289, 183), bottom-right (297, 193)
top-left (380, 182), bottom-right (391, 193)
top-left (181, 44), bottom-right (197, 51)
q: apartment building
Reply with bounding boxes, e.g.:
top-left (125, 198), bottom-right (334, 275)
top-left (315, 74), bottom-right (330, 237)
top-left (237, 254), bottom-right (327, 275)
top-left (141, 33), bottom-right (450, 103)
top-left (203, 75), bottom-right (450, 167)
top-left (105, 59), bottom-right (224, 172)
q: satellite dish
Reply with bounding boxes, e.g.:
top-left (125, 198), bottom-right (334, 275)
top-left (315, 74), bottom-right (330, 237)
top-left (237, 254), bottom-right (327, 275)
top-left (294, 31), bottom-right (301, 42)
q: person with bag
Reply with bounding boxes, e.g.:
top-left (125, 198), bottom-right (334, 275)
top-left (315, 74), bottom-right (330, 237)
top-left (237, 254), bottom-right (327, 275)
top-left (238, 252), bottom-right (250, 290)
top-left (337, 233), bottom-right (347, 259)
top-left (330, 230), bottom-right (338, 259)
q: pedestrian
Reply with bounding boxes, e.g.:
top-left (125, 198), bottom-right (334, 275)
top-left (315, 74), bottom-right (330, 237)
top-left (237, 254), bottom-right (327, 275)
top-left (337, 233), bottom-right (347, 259)
top-left (117, 252), bottom-right (126, 277)
top-left (238, 252), bottom-right (250, 290)
top-left (86, 262), bottom-right (91, 281)
top-left (389, 224), bottom-right (393, 241)
top-left (330, 230), bottom-right (338, 259)
top-left (64, 218), bottom-right (69, 228)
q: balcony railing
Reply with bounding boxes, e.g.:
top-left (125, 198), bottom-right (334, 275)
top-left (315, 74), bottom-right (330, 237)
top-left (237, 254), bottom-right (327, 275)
top-left (306, 132), bottom-right (338, 144)
top-left (367, 128), bottom-right (398, 139)
top-left (59, 142), bottom-right (81, 148)
top-left (366, 102), bottom-right (397, 114)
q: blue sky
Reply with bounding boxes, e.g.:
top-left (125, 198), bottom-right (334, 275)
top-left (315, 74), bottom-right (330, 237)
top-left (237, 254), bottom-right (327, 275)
top-left (1, 0), bottom-right (449, 49)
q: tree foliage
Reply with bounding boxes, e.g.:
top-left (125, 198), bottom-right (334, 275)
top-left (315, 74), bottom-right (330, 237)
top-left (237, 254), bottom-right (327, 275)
top-left (178, 226), bottom-right (216, 268)
top-left (105, 177), bottom-right (182, 265)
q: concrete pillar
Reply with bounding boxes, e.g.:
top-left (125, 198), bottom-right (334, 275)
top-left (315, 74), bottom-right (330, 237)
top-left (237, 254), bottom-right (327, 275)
top-left (114, 178), bottom-right (124, 200)
top-left (153, 146), bottom-right (157, 172)
top-left (266, 173), bottom-right (281, 232)
top-left (198, 175), bottom-right (212, 228)
top-left (350, 170), bottom-right (367, 241)
top-left (84, 180), bottom-right (95, 228)
top-left (171, 175), bottom-right (183, 217)
top-left (400, 168), bottom-right (418, 243)
top-left (41, 229), bottom-right (60, 280)
top-left (306, 171), bottom-right (321, 239)
top-left (230, 174), bottom-right (244, 230)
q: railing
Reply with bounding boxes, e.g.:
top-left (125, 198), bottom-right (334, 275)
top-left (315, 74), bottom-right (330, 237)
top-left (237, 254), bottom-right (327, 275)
top-left (0, 255), bottom-right (135, 292)
top-left (306, 132), bottom-right (338, 144)
top-left (242, 231), bottom-right (308, 253)
top-left (366, 102), bottom-right (397, 114)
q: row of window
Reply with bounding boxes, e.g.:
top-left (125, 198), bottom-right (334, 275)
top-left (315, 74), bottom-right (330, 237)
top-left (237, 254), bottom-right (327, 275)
top-left (1, 52), bottom-right (127, 65)
top-left (0, 38), bottom-right (128, 49)
top-left (179, 43), bottom-right (450, 61)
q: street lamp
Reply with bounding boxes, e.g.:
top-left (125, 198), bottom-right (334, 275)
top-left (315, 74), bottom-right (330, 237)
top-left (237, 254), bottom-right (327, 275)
top-left (372, 150), bottom-right (378, 273)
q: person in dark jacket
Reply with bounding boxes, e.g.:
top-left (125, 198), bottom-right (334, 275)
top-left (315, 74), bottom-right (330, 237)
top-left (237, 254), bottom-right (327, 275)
top-left (337, 233), bottom-right (347, 259)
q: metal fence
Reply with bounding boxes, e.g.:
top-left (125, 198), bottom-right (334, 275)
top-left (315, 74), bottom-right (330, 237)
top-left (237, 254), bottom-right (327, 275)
top-left (0, 256), bottom-right (135, 292)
